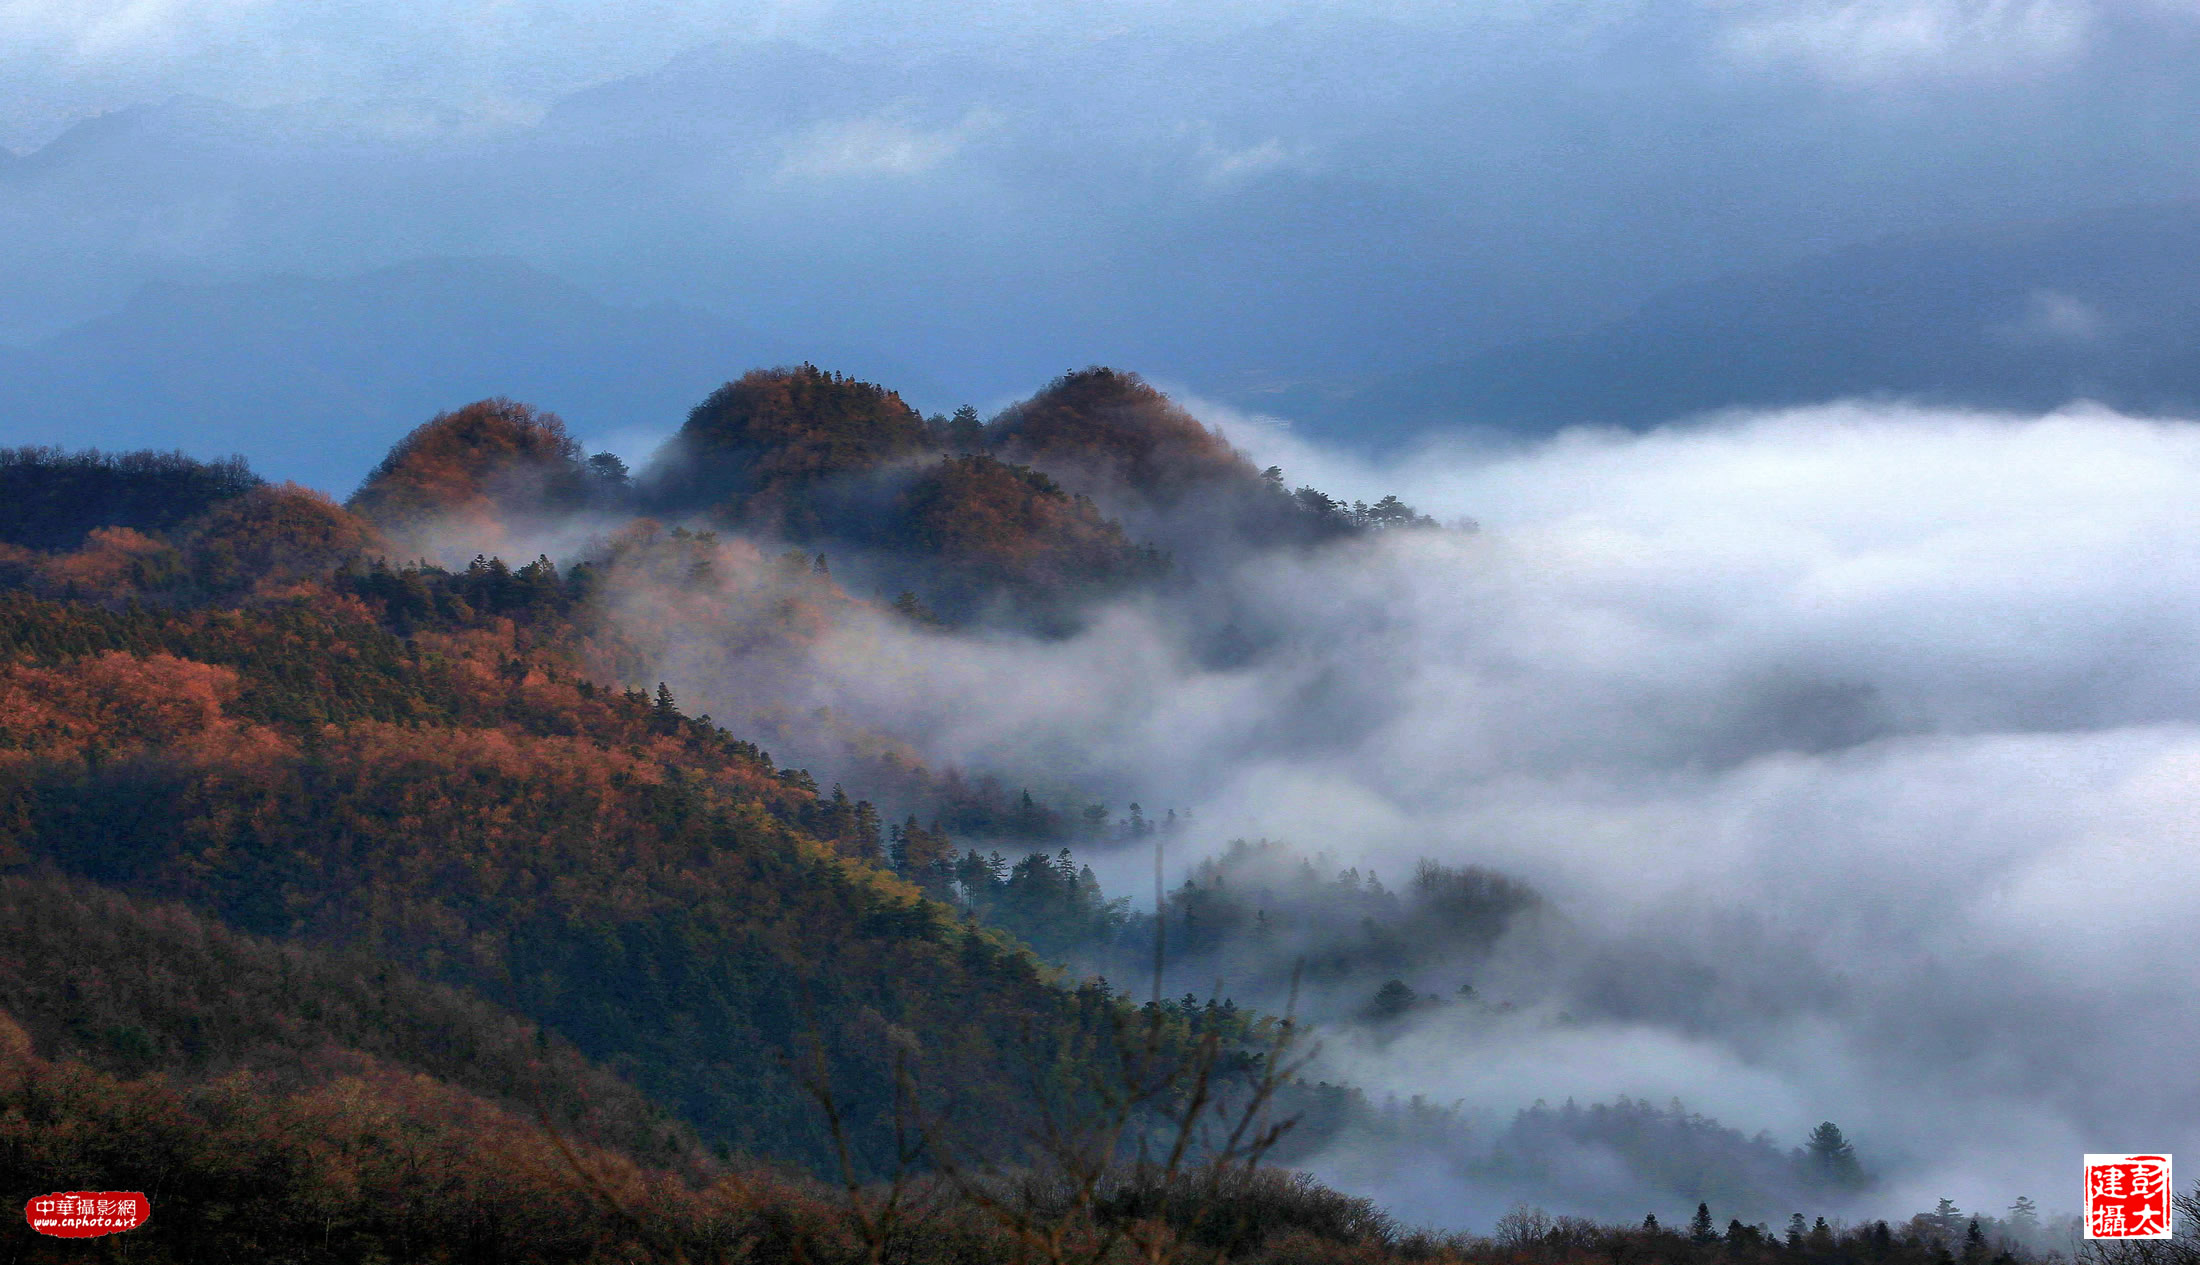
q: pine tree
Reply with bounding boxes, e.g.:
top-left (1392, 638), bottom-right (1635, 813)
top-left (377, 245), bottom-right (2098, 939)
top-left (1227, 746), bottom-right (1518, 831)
top-left (586, 452), bottom-right (630, 486)
top-left (1788, 1213), bottom-right (1808, 1249)
top-left (1804, 1120), bottom-right (1866, 1188)
top-left (1013, 789), bottom-right (1045, 836)
top-left (890, 591), bottom-right (937, 625)
top-left (853, 800), bottom-right (881, 860)
top-left (1364, 979), bottom-right (1419, 1021)
top-left (1692, 1202), bottom-right (1719, 1244)
top-left (947, 404), bottom-right (984, 451)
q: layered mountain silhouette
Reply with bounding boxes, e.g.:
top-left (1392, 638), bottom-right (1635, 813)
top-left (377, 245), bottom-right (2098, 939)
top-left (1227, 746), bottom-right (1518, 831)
top-left (343, 365), bottom-right (1401, 625)
top-left (1342, 202), bottom-right (2200, 439)
top-left (13, 200), bottom-right (2200, 485)
top-left (0, 257), bottom-right (939, 492)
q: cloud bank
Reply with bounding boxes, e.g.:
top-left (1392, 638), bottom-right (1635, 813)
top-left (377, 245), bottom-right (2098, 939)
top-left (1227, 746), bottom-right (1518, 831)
top-left (3, 0), bottom-right (2182, 128)
top-left (623, 401), bottom-right (2200, 1226)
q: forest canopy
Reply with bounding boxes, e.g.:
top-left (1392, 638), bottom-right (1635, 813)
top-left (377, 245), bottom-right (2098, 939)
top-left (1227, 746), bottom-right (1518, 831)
top-left (0, 447), bottom-right (261, 551)
top-left (0, 366), bottom-right (1977, 1265)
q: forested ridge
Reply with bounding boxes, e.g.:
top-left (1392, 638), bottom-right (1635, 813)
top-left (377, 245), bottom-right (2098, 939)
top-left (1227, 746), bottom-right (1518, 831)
top-left (0, 568), bottom-right (1199, 1171)
top-left (0, 366), bottom-right (2141, 1262)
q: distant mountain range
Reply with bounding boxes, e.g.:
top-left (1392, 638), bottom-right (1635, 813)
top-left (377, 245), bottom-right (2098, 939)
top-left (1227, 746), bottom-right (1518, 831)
top-left (0, 257), bottom-right (944, 492)
top-left (10, 200), bottom-right (2200, 483)
top-left (1324, 201), bottom-right (2200, 442)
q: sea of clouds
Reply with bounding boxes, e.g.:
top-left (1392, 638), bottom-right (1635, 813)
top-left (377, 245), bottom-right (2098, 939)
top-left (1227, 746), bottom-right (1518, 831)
top-left (629, 401), bottom-right (2200, 1226)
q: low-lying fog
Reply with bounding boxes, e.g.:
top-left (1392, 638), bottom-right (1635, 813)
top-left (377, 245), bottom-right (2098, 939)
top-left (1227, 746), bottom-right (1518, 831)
top-left (584, 400), bottom-right (2198, 1229)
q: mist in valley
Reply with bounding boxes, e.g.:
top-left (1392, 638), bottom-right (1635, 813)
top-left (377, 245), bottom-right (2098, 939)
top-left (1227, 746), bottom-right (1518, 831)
top-left (9, 0), bottom-right (2200, 1255)
top-left (356, 387), bottom-right (2200, 1232)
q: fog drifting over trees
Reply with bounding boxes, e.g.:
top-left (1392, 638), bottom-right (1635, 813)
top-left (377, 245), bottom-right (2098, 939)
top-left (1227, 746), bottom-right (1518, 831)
top-left (553, 398), bottom-right (2200, 1226)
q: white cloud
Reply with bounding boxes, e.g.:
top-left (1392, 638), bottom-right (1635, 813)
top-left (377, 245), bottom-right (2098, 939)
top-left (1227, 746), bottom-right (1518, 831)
top-left (635, 400), bottom-right (2200, 1219)
top-left (1994, 288), bottom-right (2110, 345)
top-left (774, 108), bottom-right (995, 181)
top-left (1714, 0), bottom-right (2094, 82)
top-left (0, 0), bottom-right (261, 56)
top-left (1184, 129), bottom-right (1312, 190)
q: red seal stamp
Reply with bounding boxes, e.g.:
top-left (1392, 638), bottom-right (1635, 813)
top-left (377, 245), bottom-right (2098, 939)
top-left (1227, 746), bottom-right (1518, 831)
top-left (2085, 1155), bottom-right (2173, 1239)
top-left (23, 1191), bottom-right (150, 1238)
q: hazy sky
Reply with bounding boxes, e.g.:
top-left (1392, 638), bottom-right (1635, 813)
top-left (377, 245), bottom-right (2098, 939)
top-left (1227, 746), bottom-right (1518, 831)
top-left (4, 0), bottom-right (2191, 138)
top-left (7, 0), bottom-right (2200, 445)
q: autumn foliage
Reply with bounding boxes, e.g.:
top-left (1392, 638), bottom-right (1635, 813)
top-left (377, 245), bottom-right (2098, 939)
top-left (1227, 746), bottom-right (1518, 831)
top-left (0, 374), bottom-right (1455, 1263)
top-left (350, 397), bottom-right (593, 526)
top-left (663, 365), bottom-right (930, 536)
top-left (988, 368), bottom-right (1260, 505)
top-left (0, 583), bottom-right (1139, 1175)
top-left (893, 454), bottom-right (1163, 617)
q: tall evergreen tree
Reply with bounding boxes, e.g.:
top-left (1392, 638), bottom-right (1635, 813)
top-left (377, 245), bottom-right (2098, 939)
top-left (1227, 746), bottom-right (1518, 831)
top-left (947, 404), bottom-right (985, 451)
top-left (1804, 1120), bottom-right (1867, 1188)
top-left (1962, 1218), bottom-right (1988, 1265)
top-left (1692, 1202), bottom-right (1719, 1244)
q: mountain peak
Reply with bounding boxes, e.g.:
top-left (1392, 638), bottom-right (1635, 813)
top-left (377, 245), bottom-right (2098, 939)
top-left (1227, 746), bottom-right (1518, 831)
top-left (989, 367), bottom-right (1257, 504)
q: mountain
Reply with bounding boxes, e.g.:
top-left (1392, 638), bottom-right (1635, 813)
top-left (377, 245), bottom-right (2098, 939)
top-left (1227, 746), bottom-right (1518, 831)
top-left (1343, 201), bottom-right (2200, 440)
top-left (0, 566), bottom-right (1158, 1172)
top-left (0, 431), bottom-right (1353, 1259)
top-left (0, 448), bottom-right (262, 551)
top-left (35, 20), bottom-right (2200, 433)
top-left (0, 258), bottom-right (942, 494)
top-left (989, 367), bottom-right (1261, 507)
top-left (0, 871), bottom-right (692, 1164)
top-left (0, 381), bottom-right (1909, 1250)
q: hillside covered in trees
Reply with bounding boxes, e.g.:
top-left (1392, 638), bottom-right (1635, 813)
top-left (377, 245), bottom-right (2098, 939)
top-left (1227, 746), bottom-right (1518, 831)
top-left (344, 365), bottom-right (1429, 627)
top-left (0, 367), bottom-right (2116, 1262)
